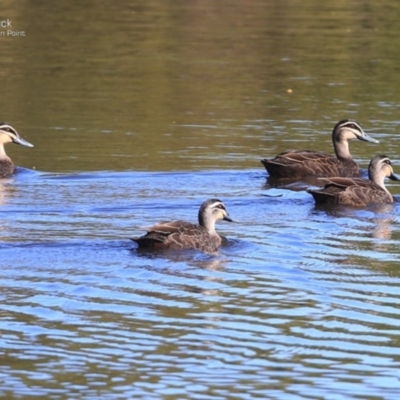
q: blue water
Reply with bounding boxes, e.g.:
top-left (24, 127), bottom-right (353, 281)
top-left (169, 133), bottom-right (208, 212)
top-left (1, 168), bottom-right (400, 399)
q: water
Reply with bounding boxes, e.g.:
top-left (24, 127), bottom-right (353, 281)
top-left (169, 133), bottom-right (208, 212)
top-left (2, 1), bottom-right (400, 399)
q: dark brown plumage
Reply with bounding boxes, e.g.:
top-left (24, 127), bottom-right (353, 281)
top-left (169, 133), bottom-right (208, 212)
top-left (0, 123), bottom-right (34, 178)
top-left (132, 199), bottom-right (233, 253)
top-left (261, 120), bottom-right (379, 178)
top-left (308, 155), bottom-right (400, 206)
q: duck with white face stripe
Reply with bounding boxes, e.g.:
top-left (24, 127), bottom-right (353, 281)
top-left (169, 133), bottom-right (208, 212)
top-left (308, 155), bottom-right (400, 206)
top-left (132, 199), bottom-right (234, 253)
top-left (0, 123), bottom-right (34, 178)
top-left (261, 120), bottom-right (379, 178)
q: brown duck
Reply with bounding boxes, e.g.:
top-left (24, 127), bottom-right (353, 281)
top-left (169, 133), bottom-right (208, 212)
top-left (308, 155), bottom-right (400, 206)
top-left (261, 120), bottom-right (379, 178)
top-left (132, 199), bottom-right (234, 253)
top-left (0, 123), bottom-right (34, 178)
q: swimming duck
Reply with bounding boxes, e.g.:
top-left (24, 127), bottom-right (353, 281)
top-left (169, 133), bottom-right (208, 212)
top-left (132, 199), bottom-right (233, 253)
top-left (308, 155), bottom-right (400, 206)
top-left (261, 120), bottom-right (379, 178)
top-left (0, 123), bottom-right (34, 178)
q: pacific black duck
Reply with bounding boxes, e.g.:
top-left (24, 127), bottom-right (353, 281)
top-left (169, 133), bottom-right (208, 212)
top-left (0, 123), bottom-right (34, 178)
top-left (308, 155), bottom-right (400, 206)
top-left (261, 120), bottom-right (379, 178)
top-left (132, 199), bottom-right (234, 253)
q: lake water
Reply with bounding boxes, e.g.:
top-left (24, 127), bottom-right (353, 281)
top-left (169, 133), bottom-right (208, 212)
top-left (2, 1), bottom-right (400, 399)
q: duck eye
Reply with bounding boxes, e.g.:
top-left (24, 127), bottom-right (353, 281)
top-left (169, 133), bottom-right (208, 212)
top-left (343, 123), bottom-right (359, 130)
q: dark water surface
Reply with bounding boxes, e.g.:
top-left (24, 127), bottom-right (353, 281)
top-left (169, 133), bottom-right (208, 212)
top-left (2, 1), bottom-right (400, 399)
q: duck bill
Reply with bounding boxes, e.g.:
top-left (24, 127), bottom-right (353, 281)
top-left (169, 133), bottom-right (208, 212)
top-left (389, 172), bottom-right (400, 181)
top-left (13, 136), bottom-right (34, 147)
top-left (358, 131), bottom-right (379, 144)
top-left (223, 215), bottom-right (236, 223)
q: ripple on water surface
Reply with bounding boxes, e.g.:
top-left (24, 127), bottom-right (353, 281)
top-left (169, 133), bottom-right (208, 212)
top-left (1, 170), bottom-right (400, 398)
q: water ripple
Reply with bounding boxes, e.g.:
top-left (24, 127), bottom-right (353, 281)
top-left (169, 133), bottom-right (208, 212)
top-left (1, 169), bottom-right (400, 398)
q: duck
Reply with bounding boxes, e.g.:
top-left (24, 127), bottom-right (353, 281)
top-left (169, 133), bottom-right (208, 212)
top-left (0, 123), bottom-right (34, 178)
top-left (308, 155), bottom-right (400, 206)
top-left (261, 120), bottom-right (379, 178)
top-left (132, 199), bottom-right (234, 253)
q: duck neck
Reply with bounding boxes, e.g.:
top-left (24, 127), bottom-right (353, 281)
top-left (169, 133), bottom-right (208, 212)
top-left (198, 213), bottom-right (217, 236)
top-left (369, 171), bottom-right (389, 193)
top-left (0, 143), bottom-right (7, 158)
top-left (333, 137), bottom-right (352, 161)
